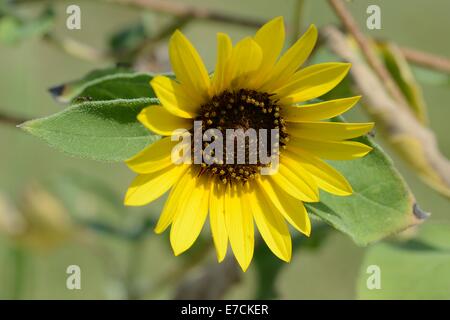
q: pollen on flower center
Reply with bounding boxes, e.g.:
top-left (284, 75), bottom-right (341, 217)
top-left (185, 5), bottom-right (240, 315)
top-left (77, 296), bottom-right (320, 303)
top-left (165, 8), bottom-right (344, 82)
top-left (192, 88), bottom-right (289, 184)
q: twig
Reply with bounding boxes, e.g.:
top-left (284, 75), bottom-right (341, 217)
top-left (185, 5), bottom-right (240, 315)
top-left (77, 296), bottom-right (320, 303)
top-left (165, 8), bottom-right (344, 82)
top-left (139, 242), bottom-right (213, 298)
top-left (15, 0), bottom-right (450, 74)
top-left (120, 0), bottom-right (450, 75)
top-left (327, 0), bottom-right (409, 107)
top-left (323, 26), bottom-right (450, 198)
top-left (398, 45), bottom-right (450, 74)
top-left (106, 0), bottom-right (264, 28)
top-left (77, 217), bottom-right (156, 241)
top-left (174, 256), bottom-right (241, 299)
top-left (373, 39), bottom-right (450, 74)
top-left (131, 16), bottom-right (191, 71)
top-left (43, 33), bottom-right (110, 63)
top-left (0, 113), bottom-right (28, 126)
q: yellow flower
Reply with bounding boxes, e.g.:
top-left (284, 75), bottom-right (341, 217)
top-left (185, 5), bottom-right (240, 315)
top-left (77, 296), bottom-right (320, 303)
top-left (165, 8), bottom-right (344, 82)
top-left (124, 17), bottom-right (374, 271)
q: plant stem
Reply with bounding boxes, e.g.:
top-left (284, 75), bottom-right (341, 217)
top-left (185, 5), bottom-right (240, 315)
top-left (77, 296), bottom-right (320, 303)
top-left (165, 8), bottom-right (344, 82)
top-left (141, 242), bottom-right (212, 298)
top-left (43, 33), bottom-right (110, 63)
top-left (394, 44), bottom-right (450, 74)
top-left (0, 112), bottom-right (27, 126)
top-left (327, 0), bottom-right (409, 107)
top-left (12, 0), bottom-right (450, 73)
top-left (291, 0), bottom-right (305, 44)
top-left (11, 245), bottom-right (27, 299)
top-left (124, 238), bottom-right (145, 300)
top-left (323, 26), bottom-right (450, 198)
top-left (105, 0), bottom-right (263, 28)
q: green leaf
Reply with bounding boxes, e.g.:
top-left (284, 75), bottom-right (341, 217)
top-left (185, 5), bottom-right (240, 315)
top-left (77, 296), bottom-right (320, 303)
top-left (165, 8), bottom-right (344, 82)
top-left (305, 117), bottom-right (424, 246)
top-left (0, 7), bottom-right (54, 44)
top-left (0, 16), bottom-right (21, 43)
top-left (109, 13), bottom-right (155, 59)
top-left (357, 223), bottom-right (450, 299)
top-left (49, 67), bottom-right (155, 103)
top-left (378, 42), bottom-right (429, 124)
top-left (109, 23), bottom-right (148, 55)
top-left (26, 68), bottom-right (164, 161)
top-left (20, 98), bottom-right (160, 162)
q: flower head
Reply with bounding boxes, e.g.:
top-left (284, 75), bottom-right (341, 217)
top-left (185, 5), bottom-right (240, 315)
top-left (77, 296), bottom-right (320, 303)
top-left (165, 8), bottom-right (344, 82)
top-left (124, 17), bottom-right (373, 271)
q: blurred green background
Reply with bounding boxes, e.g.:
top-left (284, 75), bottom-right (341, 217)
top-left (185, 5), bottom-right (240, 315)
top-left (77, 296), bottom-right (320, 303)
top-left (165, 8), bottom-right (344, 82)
top-left (0, 0), bottom-right (449, 299)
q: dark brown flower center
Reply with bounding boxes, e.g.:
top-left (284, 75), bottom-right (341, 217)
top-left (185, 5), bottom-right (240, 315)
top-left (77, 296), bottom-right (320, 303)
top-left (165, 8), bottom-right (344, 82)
top-left (191, 89), bottom-right (288, 184)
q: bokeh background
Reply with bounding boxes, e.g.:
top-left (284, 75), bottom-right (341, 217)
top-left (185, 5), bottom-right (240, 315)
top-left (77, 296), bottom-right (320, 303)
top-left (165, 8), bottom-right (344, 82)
top-left (0, 0), bottom-right (449, 299)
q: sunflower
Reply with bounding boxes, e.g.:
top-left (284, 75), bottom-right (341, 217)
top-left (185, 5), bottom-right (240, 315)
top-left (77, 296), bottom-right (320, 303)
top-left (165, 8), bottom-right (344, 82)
top-left (124, 17), bottom-right (374, 271)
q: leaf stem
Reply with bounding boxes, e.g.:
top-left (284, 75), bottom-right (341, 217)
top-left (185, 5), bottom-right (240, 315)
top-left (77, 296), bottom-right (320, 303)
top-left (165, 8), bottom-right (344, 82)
top-left (0, 112), bottom-right (28, 126)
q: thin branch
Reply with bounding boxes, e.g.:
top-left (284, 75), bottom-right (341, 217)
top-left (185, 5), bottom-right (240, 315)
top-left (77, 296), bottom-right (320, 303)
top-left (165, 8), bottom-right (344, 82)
top-left (373, 39), bottom-right (450, 74)
top-left (323, 26), bottom-right (450, 198)
top-left (14, 0), bottom-right (450, 74)
top-left (43, 33), bottom-right (110, 63)
top-left (106, 0), bottom-right (264, 28)
top-left (76, 217), bottom-right (157, 241)
top-left (398, 45), bottom-right (450, 74)
top-left (327, 0), bottom-right (409, 107)
top-left (139, 242), bottom-right (213, 298)
top-left (174, 256), bottom-right (241, 299)
top-left (0, 113), bottom-right (28, 126)
top-left (131, 16), bottom-right (192, 71)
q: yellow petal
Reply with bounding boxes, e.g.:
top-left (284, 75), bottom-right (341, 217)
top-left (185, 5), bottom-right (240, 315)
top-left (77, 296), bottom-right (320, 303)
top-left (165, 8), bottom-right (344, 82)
top-left (209, 180), bottom-right (228, 262)
top-left (169, 30), bottom-right (210, 102)
top-left (154, 168), bottom-right (194, 234)
top-left (262, 24), bottom-right (318, 92)
top-left (270, 162), bottom-right (319, 202)
top-left (151, 76), bottom-right (199, 118)
top-left (124, 164), bottom-right (188, 206)
top-left (282, 96), bottom-right (361, 122)
top-left (225, 183), bottom-right (254, 271)
top-left (251, 188), bottom-right (291, 262)
top-left (228, 37), bottom-right (263, 89)
top-left (276, 63), bottom-right (351, 104)
top-left (211, 33), bottom-right (233, 96)
top-left (284, 150), bottom-right (353, 196)
top-left (288, 137), bottom-right (373, 160)
top-left (126, 137), bottom-right (176, 174)
top-left (138, 105), bottom-right (192, 136)
top-left (170, 175), bottom-right (209, 256)
top-left (252, 16), bottom-right (285, 88)
top-left (288, 121), bottom-right (374, 141)
top-left (257, 178), bottom-right (311, 236)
